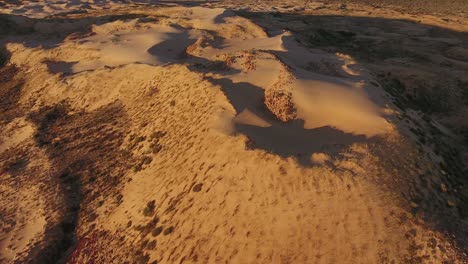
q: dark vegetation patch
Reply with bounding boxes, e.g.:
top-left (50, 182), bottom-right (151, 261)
top-left (192, 183), bottom-right (203, 192)
top-left (5, 156), bottom-right (29, 177)
top-left (0, 47), bottom-right (8, 67)
top-left (134, 252), bottom-right (151, 264)
top-left (26, 101), bottom-right (135, 263)
top-left (146, 240), bottom-right (157, 250)
top-left (307, 28), bottom-right (355, 47)
top-left (134, 155), bottom-right (153, 172)
top-left (375, 70), bottom-right (466, 225)
top-left (0, 14), bottom-right (34, 36)
top-left (0, 65), bottom-right (23, 125)
top-left (128, 130), bottom-right (166, 172)
top-left (321, 0), bottom-right (468, 16)
top-left (134, 215), bottom-right (160, 237)
top-left (377, 73), bottom-right (452, 113)
top-left (460, 80), bottom-right (468, 105)
top-left (353, 38), bottom-right (433, 62)
top-left (67, 230), bottom-right (150, 263)
top-left (163, 226), bottom-right (174, 236)
top-left (151, 226), bottom-right (163, 237)
top-left (143, 200), bottom-right (157, 217)
top-left (149, 131), bottom-right (166, 154)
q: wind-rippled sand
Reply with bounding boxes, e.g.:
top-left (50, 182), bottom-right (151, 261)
top-left (1, 1), bottom-right (467, 263)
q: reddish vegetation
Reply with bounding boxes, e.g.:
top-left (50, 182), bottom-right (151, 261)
top-left (264, 89), bottom-right (297, 122)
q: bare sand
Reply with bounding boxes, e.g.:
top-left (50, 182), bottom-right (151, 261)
top-left (0, 1), bottom-right (468, 264)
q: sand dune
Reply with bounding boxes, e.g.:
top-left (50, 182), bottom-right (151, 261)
top-left (1, 1), bottom-right (468, 264)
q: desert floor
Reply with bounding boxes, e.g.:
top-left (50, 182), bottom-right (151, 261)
top-left (0, 1), bottom-right (468, 263)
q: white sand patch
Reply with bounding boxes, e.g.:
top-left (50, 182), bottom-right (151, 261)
top-left (292, 78), bottom-right (392, 137)
top-left (197, 27), bottom-right (391, 137)
top-left (72, 23), bottom-right (199, 72)
top-left (202, 33), bottom-right (286, 57)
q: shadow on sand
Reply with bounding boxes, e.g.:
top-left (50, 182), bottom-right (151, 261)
top-left (1, 5), bottom-right (468, 260)
top-left (202, 76), bottom-right (367, 166)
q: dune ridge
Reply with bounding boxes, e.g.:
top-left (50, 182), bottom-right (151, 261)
top-left (0, 1), bottom-right (467, 264)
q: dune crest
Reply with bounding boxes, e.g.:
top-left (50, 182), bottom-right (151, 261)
top-left (49, 6), bottom-right (392, 138)
top-left (1, 1), bottom-right (467, 264)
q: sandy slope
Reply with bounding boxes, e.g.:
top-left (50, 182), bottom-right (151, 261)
top-left (0, 1), bottom-right (468, 264)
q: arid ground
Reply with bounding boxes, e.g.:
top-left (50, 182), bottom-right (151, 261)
top-left (0, 0), bottom-right (467, 263)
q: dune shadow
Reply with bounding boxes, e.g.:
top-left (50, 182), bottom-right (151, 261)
top-left (1, 3), bottom-right (468, 260)
top-left (202, 76), bottom-right (367, 166)
top-left (147, 30), bottom-right (197, 64)
top-left (45, 60), bottom-right (78, 75)
top-left (238, 122), bottom-right (366, 165)
top-left (213, 9), bottom-right (236, 24)
top-left (234, 9), bottom-right (468, 256)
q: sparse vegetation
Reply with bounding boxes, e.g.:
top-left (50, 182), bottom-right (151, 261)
top-left (134, 155), bottom-right (153, 172)
top-left (2, 1), bottom-right (468, 263)
top-left (307, 29), bottom-right (355, 47)
top-left (378, 74), bottom-right (452, 113)
top-left (134, 216), bottom-right (160, 237)
top-left (143, 200), bottom-right (156, 217)
top-left (146, 240), bottom-right (157, 250)
top-left (151, 226), bottom-right (163, 237)
top-left (134, 252), bottom-right (150, 264)
top-left (192, 183), bottom-right (203, 192)
top-left (163, 226), bottom-right (174, 235)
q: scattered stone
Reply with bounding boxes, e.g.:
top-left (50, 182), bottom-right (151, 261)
top-left (447, 200), bottom-right (455, 207)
